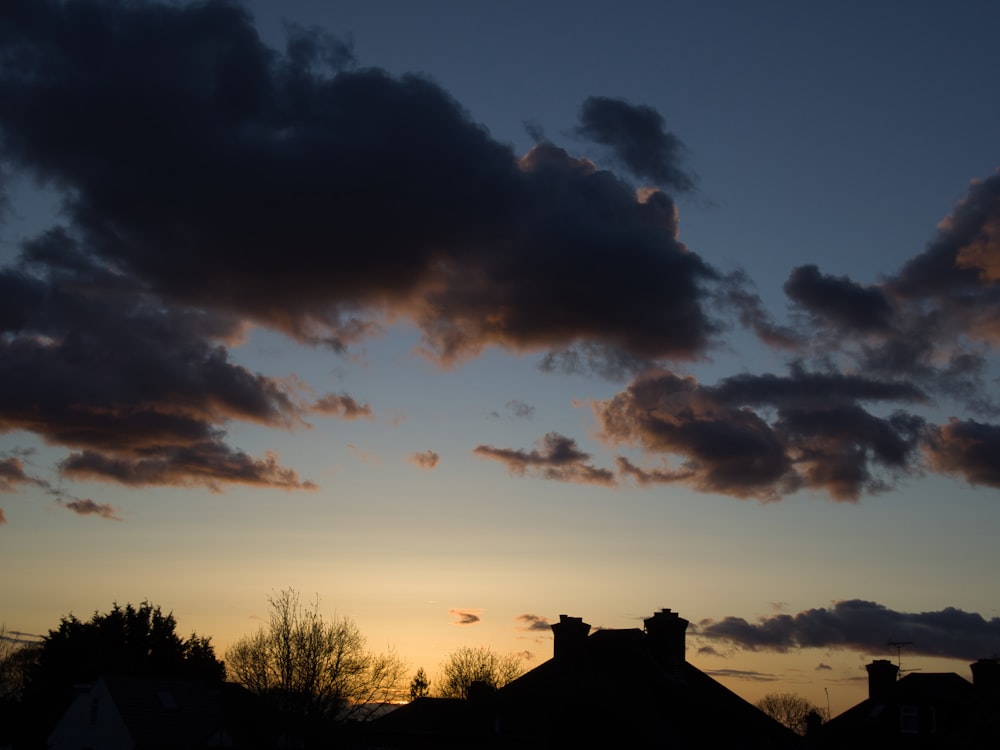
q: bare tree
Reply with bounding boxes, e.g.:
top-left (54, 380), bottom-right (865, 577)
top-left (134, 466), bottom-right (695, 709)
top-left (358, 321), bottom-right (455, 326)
top-left (0, 624), bottom-right (39, 700)
top-left (226, 589), bottom-right (406, 724)
top-left (754, 692), bottom-right (827, 735)
top-left (436, 645), bottom-right (523, 699)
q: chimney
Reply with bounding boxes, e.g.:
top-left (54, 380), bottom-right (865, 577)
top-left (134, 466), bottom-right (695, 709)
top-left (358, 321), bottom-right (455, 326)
top-left (644, 608), bottom-right (689, 670)
top-left (550, 614), bottom-right (590, 659)
top-left (866, 659), bottom-right (898, 701)
top-left (970, 658), bottom-right (1000, 705)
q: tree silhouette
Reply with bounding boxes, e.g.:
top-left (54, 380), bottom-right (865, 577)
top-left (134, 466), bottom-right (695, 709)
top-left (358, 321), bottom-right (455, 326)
top-left (436, 645), bottom-right (523, 699)
top-left (754, 691), bottom-right (827, 735)
top-left (225, 588), bottom-right (406, 737)
top-left (408, 667), bottom-right (430, 701)
top-left (15, 602), bottom-right (223, 747)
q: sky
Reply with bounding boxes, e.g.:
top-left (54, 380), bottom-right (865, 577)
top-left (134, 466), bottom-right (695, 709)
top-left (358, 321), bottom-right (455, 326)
top-left (2, 0), bottom-right (1000, 715)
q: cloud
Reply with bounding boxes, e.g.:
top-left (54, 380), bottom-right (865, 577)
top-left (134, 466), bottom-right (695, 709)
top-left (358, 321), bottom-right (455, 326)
top-left (506, 400), bottom-right (535, 420)
top-left (923, 419), bottom-right (1000, 488)
top-left (696, 600), bottom-right (1000, 661)
top-left (311, 393), bottom-right (373, 420)
top-left (816, 663), bottom-right (833, 671)
top-left (474, 432), bottom-right (616, 486)
top-left (516, 614), bottom-right (552, 632)
top-left (0, 456), bottom-right (35, 492)
top-left (575, 96), bottom-right (695, 192)
top-left (785, 264), bottom-right (895, 333)
top-left (0, 508), bottom-right (5, 526)
top-left (596, 369), bottom-right (926, 501)
top-left (0, 0), bottom-right (730, 373)
top-left (702, 668), bottom-right (781, 683)
top-left (408, 450), bottom-right (440, 470)
top-left (450, 609), bottom-right (481, 626)
top-left (60, 497), bottom-right (121, 521)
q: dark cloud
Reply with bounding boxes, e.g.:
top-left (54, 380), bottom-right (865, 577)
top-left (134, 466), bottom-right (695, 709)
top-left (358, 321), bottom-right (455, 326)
top-left (697, 600), bottom-right (1000, 661)
top-left (816, 663), bottom-right (832, 671)
top-left (474, 432), bottom-right (616, 486)
top-left (408, 450), bottom-right (440, 470)
top-left (516, 614), bottom-right (552, 632)
top-left (0, 249), bottom-right (315, 492)
top-left (0, 0), bottom-right (728, 373)
top-left (60, 497), bottom-right (121, 520)
top-left (450, 609), bottom-right (481, 626)
top-left (923, 419), bottom-right (1000, 488)
top-left (785, 264), bottom-right (894, 332)
top-left (576, 96), bottom-right (695, 192)
top-left (596, 369), bottom-right (926, 501)
top-left (0, 508), bottom-right (5, 525)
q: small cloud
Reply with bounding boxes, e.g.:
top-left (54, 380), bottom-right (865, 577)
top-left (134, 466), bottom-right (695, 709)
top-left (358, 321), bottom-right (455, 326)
top-left (698, 645), bottom-right (724, 657)
top-left (516, 613), bottom-right (551, 632)
top-left (408, 450), bottom-right (440, 470)
top-left (450, 609), bottom-right (481, 626)
top-left (770, 602), bottom-right (788, 612)
top-left (62, 498), bottom-right (122, 521)
top-left (506, 400), bottom-right (535, 420)
top-left (0, 507), bottom-right (6, 525)
top-left (515, 649), bottom-right (534, 661)
top-left (816, 663), bottom-right (833, 671)
top-left (311, 392), bottom-right (373, 420)
top-left (474, 432), bottom-right (616, 486)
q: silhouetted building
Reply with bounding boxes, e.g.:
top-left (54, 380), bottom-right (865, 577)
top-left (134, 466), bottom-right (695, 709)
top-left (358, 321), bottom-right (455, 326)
top-left (361, 607), bottom-right (799, 749)
top-left (813, 657), bottom-right (1000, 749)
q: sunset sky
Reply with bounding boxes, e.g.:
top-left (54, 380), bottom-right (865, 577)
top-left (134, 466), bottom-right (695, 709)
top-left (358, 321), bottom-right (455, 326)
top-left (2, 0), bottom-right (1000, 715)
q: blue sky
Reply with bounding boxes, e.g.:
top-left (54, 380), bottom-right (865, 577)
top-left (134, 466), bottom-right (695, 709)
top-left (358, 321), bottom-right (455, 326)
top-left (2, 0), bottom-right (999, 713)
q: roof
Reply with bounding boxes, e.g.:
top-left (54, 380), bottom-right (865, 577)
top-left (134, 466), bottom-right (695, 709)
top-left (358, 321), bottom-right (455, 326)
top-left (366, 627), bottom-right (799, 748)
top-left (96, 675), bottom-right (235, 749)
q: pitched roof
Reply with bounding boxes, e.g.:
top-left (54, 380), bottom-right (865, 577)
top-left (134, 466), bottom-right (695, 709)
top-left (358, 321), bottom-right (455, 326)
top-left (367, 625), bottom-right (799, 748)
top-left (98, 675), bottom-right (233, 749)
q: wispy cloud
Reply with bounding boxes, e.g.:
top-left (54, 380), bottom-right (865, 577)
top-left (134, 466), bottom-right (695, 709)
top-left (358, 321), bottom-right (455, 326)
top-left (516, 614), bottom-right (552, 632)
top-left (475, 433), bottom-right (616, 486)
top-left (450, 609), bottom-right (482, 626)
top-left (408, 450), bottom-right (440, 470)
top-left (60, 497), bottom-right (121, 521)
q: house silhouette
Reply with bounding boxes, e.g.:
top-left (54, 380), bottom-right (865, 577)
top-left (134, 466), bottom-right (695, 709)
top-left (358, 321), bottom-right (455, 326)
top-left (361, 608), bottom-right (800, 749)
top-left (811, 657), bottom-right (1000, 749)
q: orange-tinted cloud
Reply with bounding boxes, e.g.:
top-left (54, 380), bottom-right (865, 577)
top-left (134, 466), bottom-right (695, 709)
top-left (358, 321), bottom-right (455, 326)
top-left (61, 498), bottom-right (122, 521)
top-left (516, 614), bottom-right (552, 632)
top-left (311, 393), bottom-right (374, 420)
top-left (408, 450), bottom-right (440, 470)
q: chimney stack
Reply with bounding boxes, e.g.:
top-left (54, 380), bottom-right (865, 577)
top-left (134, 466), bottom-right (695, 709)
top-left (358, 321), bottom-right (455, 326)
top-left (970, 658), bottom-right (1000, 706)
top-left (550, 615), bottom-right (590, 659)
top-left (866, 659), bottom-right (898, 701)
top-left (644, 608), bottom-right (689, 671)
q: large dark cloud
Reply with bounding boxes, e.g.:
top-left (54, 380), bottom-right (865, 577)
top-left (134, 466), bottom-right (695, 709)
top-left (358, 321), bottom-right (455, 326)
top-left (0, 0), bottom-right (728, 367)
top-left (594, 369), bottom-right (926, 501)
top-left (923, 419), bottom-right (1000, 489)
top-left (696, 600), bottom-right (1000, 661)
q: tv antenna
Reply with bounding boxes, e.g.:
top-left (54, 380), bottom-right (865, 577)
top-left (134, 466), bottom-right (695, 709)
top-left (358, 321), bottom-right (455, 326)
top-left (888, 640), bottom-right (920, 676)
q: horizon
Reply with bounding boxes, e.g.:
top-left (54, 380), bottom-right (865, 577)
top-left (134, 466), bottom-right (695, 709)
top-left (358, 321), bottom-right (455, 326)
top-left (2, 0), bottom-right (999, 719)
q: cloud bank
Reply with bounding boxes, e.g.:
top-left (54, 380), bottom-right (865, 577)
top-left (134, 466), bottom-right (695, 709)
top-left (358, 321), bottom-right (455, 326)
top-left (696, 600), bottom-right (1000, 661)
